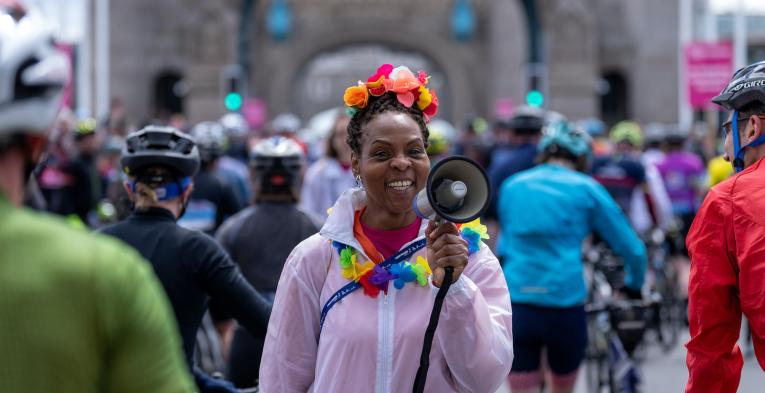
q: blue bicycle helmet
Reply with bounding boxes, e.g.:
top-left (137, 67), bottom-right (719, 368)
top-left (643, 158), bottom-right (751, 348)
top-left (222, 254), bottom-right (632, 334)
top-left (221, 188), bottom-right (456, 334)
top-left (538, 121), bottom-right (593, 161)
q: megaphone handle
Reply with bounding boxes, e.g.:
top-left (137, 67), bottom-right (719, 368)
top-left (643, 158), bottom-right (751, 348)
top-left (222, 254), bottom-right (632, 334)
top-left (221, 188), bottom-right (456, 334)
top-left (412, 266), bottom-right (454, 393)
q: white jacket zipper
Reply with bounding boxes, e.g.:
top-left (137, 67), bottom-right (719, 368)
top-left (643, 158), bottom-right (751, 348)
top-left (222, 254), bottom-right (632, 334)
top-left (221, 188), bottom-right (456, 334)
top-left (377, 290), bottom-right (395, 393)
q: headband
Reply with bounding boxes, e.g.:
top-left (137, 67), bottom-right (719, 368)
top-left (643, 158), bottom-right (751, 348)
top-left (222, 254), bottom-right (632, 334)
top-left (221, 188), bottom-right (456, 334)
top-left (343, 64), bottom-right (439, 122)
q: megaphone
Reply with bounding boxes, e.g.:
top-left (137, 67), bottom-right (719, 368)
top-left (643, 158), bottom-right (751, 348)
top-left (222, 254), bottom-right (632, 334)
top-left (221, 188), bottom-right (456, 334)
top-left (410, 155), bottom-right (491, 393)
top-left (412, 156), bottom-right (491, 223)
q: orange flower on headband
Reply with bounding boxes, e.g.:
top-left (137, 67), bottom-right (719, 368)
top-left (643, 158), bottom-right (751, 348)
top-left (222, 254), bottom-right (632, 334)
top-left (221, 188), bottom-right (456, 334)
top-left (344, 84), bottom-right (369, 109)
top-left (343, 64), bottom-right (439, 121)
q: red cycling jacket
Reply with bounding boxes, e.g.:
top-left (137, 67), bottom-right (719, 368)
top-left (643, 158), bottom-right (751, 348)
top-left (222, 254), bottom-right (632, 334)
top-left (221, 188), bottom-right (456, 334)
top-left (686, 157), bottom-right (765, 393)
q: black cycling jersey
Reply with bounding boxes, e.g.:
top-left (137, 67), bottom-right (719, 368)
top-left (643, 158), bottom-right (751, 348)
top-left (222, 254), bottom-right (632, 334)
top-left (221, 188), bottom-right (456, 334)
top-left (216, 202), bottom-right (319, 387)
top-left (101, 207), bottom-right (270, 367)
top-left (216, 203), bottom-right (320, 293)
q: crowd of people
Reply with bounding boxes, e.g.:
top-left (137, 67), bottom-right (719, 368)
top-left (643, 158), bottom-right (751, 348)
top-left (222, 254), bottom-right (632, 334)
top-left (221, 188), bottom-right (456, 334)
top-left (2, 2), bottom-right (763, 393)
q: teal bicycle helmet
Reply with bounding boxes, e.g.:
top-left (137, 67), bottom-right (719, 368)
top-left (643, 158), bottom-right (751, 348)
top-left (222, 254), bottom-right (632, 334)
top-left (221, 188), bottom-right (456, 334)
top-left (538, 121), bottom-right (593, 161)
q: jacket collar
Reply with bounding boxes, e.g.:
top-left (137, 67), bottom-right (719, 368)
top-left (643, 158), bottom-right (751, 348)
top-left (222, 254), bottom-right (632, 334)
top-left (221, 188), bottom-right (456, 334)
top-left (131, 207), bottom-right (177, 222)
top-left (320, 188), bottom-right (429, 254)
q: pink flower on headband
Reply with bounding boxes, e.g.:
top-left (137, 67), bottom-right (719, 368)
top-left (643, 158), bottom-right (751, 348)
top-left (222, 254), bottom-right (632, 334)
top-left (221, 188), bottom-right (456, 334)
top-left (383, 66), bottom-right (421, 107)
top-left (366, 64), bottom-right (394, 96)
top-left (367, 64), bottom-right (394, 83)
top-left (417, 70), bottom-right (430, 85)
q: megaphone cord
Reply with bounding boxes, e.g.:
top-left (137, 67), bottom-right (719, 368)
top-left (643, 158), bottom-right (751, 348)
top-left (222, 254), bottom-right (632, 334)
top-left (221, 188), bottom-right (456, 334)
top-left (412, 266), bottom-right (454, 393)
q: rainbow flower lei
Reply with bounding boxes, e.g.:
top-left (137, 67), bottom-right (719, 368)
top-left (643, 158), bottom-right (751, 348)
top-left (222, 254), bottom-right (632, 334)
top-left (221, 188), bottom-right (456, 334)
top-left (343, 64), bottom-right (439, 122)
top-left (333, 219), bottom-right (489, 298)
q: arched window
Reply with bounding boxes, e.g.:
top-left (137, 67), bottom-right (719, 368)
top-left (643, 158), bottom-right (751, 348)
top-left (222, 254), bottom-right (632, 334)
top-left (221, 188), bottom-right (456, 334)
top-left (153, 71), bottom-right (186, 117)
top-left (599, 71), bottom-right (629, 126)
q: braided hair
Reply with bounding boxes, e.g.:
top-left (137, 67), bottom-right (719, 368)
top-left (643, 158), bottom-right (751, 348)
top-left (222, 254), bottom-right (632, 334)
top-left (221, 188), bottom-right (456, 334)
top-left (346, 92), bottom-right (430, 155)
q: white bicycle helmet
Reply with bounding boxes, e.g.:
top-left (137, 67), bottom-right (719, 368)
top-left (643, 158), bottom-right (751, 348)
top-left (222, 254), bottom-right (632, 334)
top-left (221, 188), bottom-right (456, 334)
top-left (190, 121), bottom-right (228, 162)
top-left (271, 113), bottom-right (301, 134)
top-left (0, 3), bottom-right (69, 137)
top-left (219, 112), bottom-right (249, 138)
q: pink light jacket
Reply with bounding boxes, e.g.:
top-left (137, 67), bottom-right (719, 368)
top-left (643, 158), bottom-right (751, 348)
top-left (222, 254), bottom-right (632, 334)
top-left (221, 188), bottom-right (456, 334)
top-left (260, 189), bottom-right (514, 393)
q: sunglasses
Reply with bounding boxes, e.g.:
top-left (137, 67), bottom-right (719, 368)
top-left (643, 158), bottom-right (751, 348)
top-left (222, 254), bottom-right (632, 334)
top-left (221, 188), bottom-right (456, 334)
top-left (722, 114), bottom-right (765, 136)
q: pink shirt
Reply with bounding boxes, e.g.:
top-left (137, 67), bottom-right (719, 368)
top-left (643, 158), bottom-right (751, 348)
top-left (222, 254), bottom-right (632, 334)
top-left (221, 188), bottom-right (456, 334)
top-left (360, 217), bottom-right (422, 259)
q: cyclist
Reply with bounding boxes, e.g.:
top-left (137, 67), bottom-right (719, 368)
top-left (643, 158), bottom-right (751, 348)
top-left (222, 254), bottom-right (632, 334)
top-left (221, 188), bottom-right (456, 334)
top-left (640, 125), bottom-right (675, 232)
top-left (592, 121), bottom-right (646, 213)
top-left (217, 136), bottom-right (319, 387)
top-left (218, 113), bottom-right (253, 206)
top-left (179, 121), bottom-right (243, 234)
top-left (578, 117), bottom-right (610, 157)
top-left (592, 121), bottom-right (667, 234)
top-left (425, 119), bottom-right (455, 164)
top-left (299, 110), bottom-right (355, 221)
top-left (498, 122), bottom-right (646, 393)
top-left (486, 106), bottom-right (545, 220)
top-left (0, 3), bottom-right (193, 391)
top-left (271, 112), bottom-right (308, 153)
top-left (686, 60), bottom-right (765, 393)
top-left (655, 128), bottom-right (705, 253)
top-left (44, 117), bottom-right (102, 224)
top-left (100, 126), bottom-right (271, 392)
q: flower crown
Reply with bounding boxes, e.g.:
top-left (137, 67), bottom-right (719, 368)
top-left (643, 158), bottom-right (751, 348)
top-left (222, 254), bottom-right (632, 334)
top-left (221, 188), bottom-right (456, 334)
top-left (343, 64), bottom-right (439, 121)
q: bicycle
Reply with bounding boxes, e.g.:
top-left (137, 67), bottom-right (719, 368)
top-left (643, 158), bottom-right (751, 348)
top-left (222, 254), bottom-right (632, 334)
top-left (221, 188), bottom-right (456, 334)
top-left (585, 299), bottom-right (646, 393)
top-left (642, 228), bottom-right (683, 352)
top-left (583, 243), bottom-right (648, 393)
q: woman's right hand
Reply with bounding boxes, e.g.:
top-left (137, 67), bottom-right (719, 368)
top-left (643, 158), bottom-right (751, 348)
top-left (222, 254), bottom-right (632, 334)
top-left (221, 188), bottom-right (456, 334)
top-left (426, 220), bottom-right (469, 288)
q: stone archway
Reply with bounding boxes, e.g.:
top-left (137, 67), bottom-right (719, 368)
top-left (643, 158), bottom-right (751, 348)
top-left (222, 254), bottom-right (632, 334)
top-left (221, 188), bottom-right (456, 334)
top-left (252, 26), bottom-right (480, 127)
top-left (290, 44), bottom-right (451, 121)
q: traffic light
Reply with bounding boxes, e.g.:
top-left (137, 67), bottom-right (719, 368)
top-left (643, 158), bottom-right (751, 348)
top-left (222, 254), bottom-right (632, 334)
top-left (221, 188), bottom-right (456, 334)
top-left (526, 90), bottom-right (544, 107)
top-left (526, 72), bottom-right (544, 108)
top-left (221, 65), bottom-right (245, 112)
top-left (224, 91), bottom-right (242, 112)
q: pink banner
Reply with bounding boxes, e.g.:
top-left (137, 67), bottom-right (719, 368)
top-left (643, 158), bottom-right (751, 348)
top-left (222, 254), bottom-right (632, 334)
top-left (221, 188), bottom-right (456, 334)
top-left (685, 41), bottom-right (733, 110)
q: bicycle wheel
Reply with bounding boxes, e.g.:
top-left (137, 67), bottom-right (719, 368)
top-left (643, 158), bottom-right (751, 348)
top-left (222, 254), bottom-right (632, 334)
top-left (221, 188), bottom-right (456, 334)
top-left (657, 261), bottom-right (682, 351)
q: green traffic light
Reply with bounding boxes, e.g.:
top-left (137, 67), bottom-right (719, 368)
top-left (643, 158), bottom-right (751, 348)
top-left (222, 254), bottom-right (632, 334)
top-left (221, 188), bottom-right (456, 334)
top-left (224, 92), bottom-right (243, 111)
top-left (526, 90), bottom-right (544, 108)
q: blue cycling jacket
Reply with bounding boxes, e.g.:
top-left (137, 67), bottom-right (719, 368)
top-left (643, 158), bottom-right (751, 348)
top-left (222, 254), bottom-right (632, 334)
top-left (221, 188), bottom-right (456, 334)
top-left (498, 163), bottom-right (646, 307)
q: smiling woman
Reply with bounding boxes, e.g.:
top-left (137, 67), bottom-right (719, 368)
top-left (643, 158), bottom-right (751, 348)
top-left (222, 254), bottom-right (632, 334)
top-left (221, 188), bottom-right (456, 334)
top-left (259, 64), bottom-right (514, 393)
top-left (350, 97), bottom-right (431, 230)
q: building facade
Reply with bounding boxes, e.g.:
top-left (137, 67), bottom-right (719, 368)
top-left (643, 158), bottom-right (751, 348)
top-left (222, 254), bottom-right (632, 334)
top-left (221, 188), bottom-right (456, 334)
top-left (107, 0), bottom-right (681, 128)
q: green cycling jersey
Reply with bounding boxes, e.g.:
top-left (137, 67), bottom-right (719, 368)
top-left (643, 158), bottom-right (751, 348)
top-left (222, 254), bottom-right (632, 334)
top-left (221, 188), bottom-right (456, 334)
top-left (0, 193), bottom-right (194, 392)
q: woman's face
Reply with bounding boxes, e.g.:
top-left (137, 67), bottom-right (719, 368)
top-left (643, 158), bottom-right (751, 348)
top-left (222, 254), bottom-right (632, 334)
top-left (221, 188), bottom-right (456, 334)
top-left (353, 111), bottom-right (430, 215)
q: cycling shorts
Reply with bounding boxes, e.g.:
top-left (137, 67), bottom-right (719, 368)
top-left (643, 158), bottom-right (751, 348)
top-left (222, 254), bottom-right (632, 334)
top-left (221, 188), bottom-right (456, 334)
top-left (511, 303), bottom-right (587, 374)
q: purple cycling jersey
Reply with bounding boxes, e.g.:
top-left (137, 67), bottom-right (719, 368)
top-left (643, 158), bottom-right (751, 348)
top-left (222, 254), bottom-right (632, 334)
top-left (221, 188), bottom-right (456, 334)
top-left (656, 151), bottom-right (704, 214)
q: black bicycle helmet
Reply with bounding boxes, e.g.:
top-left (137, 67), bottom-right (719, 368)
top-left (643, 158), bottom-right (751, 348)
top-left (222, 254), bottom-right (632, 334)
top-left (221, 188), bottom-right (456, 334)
top-left (712, 60), bottom-right (765, 110)
top-left (122, 125), bottom-right (200, 178)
